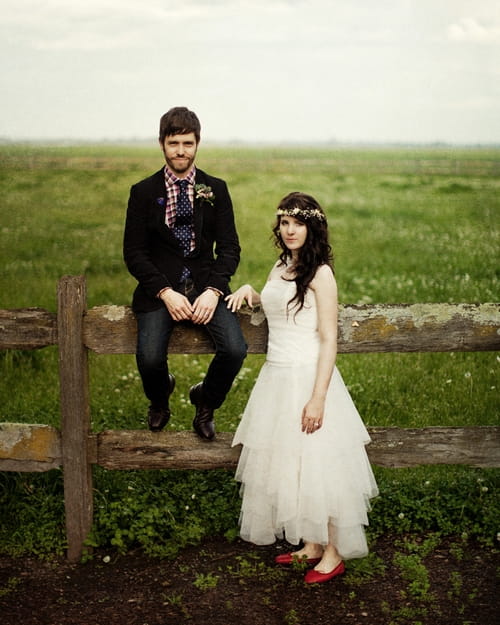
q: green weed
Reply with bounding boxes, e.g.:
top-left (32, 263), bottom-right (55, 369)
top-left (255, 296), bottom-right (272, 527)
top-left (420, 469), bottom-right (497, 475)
top-left (345, 551), bottom-right (387, 585)
top-left (387, 604), bottom-right (429, 625)
top-left (0, 576), bottom-right (21, 597)
top-left (448, 540), bottom-right (466, 562)
top-left (193, 572), bottom-right (219, 590)
top-left (226, 553), bottom-right (286, 584)
top-left (284, 608), bottom-right (301, 625)
top-left (164, 592), bottom-right (183, 607)
top-left (393, 551), bottom-right (433, 601)
top-left (164, 592), bottom-right (191, 619)
top-left (447, 570), bottom-right (463, 600)
top-left (394, 533), bottom-right (442, 558)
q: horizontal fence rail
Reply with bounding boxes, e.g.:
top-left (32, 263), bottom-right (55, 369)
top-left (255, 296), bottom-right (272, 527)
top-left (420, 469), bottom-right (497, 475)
top-left (1, 275), bottom-right (499, 561)
top-left (2, 302), bottom-right (499, 354)
top-left (2, 425), bottom-right (499, 472)
top-left (0, 307), bottom-right (57, 349)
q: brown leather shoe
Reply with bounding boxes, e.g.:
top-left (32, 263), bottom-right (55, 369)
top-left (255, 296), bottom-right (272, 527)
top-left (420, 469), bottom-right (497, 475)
top-left (190, 382), bottom-right (215, 441)
top-left (148, 373), bottom-right (176, 432)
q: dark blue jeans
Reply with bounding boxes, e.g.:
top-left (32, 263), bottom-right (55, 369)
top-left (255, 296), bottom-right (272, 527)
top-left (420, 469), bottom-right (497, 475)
top-left (136, 294), bottom-right (247, 410)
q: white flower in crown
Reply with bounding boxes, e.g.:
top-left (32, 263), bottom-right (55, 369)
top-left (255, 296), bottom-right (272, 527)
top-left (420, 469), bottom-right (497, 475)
top-left (276, 206), bottom-right (326, 222)
top-left (195, 184), bottom-right (215, 205)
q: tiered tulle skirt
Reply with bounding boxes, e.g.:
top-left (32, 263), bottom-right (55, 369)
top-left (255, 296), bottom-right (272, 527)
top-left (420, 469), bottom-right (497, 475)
top-left (232, 363), bottom-right (378, 559)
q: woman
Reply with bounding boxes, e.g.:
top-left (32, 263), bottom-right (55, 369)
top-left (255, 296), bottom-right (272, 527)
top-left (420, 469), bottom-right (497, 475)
top-left (225, 192), bottom-right (378, 584)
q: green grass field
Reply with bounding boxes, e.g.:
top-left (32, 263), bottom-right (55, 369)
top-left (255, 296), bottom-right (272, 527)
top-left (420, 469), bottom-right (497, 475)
top-left (1, 144), bottom-right (498, 431)
top-left (1, 143), bottom-right (499, 558)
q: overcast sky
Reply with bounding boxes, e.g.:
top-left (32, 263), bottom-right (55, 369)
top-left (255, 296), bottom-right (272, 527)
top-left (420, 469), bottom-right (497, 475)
top-left (2, 0), bottom-right (499, 144)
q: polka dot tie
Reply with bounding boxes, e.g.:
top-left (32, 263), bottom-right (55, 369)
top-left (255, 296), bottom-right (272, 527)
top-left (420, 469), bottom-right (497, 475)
top-left (174, 179), bottom-right (193, 281)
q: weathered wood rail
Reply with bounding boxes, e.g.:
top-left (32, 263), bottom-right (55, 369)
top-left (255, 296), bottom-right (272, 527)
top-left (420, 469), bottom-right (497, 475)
top-left (1, 275), bottom-right (499, 561)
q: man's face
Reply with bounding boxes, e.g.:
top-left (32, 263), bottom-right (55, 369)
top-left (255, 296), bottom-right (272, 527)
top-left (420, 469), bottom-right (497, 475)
top-left (160, 132), bottom-right (198, 177)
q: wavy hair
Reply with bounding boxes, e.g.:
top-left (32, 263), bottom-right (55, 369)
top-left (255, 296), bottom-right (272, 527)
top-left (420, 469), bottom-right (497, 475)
top-left (272, 192), bottom-right (334, 314)
top-left (159, 107), bottom-right (201, 143)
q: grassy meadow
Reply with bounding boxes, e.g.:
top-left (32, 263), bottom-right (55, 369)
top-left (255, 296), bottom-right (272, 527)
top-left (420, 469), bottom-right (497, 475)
top-left (0, 143), bottom-right (499, 557)
top-left (1, 143), bottom-right (498, 431)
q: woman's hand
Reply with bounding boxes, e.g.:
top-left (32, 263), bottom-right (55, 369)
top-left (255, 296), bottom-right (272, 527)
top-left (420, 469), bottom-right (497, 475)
top-left (301, 398), bottom-right (325, 434)
top-left (225, 284), bottom-right (258, 312)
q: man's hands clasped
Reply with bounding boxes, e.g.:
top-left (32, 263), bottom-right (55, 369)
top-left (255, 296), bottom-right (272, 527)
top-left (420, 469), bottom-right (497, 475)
top-left (160, 288), bottom-right (219, 324)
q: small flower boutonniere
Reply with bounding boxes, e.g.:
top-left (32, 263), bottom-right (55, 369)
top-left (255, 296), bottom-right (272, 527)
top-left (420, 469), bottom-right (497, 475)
top-left (195, 184), bottom-right (215, 206)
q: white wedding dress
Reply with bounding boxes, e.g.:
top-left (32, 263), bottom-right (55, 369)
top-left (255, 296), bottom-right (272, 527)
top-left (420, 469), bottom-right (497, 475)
top-left (232, 274), bottom-right (378, 559)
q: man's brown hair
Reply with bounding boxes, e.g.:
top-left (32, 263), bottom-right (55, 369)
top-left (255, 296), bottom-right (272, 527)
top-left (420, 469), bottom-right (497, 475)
top-left (159, 107), bottom-right (201, 143)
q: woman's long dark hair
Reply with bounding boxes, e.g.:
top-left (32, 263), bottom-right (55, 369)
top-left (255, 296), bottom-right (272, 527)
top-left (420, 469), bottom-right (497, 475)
top-left (272, 192), bottom-right (334, 314)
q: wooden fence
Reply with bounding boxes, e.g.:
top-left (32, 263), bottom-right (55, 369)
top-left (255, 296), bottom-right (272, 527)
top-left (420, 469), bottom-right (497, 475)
top-left (1, 275), bottom-right (499, 561)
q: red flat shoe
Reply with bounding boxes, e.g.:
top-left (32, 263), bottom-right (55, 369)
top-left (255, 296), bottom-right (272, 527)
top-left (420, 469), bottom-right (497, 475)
top-left (275, 552), bottom-right (322, 566)
top-left (304, 561), bottom-right (345, 584)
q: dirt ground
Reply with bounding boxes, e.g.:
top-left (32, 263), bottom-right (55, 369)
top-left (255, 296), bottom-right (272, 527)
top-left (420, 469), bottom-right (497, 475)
top-left (0, 534), bottom-right (498, 625)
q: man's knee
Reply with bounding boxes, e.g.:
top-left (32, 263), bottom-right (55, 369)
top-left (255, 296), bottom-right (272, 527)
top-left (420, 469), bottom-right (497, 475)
top-left (137, 349), bottom-right (167, 372)
top-left (224, 337), bottom-right (247, 365)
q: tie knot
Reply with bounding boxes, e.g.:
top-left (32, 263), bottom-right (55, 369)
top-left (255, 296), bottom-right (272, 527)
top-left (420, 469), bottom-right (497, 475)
top-left (177, 179), bottom-right (188, 190)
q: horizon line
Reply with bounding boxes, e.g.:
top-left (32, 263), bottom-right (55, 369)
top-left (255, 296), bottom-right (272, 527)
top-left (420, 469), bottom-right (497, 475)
top-left (1, 137), bottom-right (499, 149)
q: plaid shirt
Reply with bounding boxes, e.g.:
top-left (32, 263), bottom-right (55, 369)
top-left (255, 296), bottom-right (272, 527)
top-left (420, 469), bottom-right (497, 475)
top-left (164, 166), bottom-right (196, 252)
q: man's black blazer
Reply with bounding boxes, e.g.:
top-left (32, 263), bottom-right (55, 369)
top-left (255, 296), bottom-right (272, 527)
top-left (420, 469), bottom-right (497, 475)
top-left (124, 167), bottom-right (240, 313)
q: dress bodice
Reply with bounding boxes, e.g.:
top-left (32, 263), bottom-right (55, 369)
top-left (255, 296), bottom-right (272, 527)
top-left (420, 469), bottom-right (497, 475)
top-left (261, 278), bottom-right (320, 365)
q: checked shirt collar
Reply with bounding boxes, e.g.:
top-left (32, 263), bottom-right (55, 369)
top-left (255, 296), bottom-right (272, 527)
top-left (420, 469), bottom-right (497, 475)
top-left (163, 166), bottom-right (197, 230)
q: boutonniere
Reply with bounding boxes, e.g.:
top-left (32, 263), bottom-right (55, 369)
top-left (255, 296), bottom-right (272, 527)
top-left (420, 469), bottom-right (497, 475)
top-left (195, 184), bottom-right (215, 205)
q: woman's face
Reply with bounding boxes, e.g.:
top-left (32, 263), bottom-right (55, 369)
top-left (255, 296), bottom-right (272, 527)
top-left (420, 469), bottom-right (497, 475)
top-left (279, 215), bottom-right (307, 254)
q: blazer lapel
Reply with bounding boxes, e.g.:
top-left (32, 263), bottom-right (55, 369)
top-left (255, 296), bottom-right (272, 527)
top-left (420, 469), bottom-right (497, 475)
top-left (191, 172), bottom-right (206, 254)
top-left (151, 169), bottom-right (180, 247)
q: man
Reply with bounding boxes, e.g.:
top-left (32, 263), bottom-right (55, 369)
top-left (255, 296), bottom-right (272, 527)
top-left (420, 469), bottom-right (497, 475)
top-left (124, 107), bottom-right (247, 440)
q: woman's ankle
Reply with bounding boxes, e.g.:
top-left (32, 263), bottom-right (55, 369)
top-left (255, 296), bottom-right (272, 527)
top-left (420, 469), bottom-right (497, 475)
top-left (294, 543), bottom-right (324, 558)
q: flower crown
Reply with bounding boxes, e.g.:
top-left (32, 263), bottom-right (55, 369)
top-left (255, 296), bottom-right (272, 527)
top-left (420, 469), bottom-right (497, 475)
top-left (276, 206), bottom-right (326, 222)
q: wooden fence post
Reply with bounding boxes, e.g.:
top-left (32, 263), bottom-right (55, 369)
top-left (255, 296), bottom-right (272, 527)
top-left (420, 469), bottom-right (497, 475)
top-left (57, 276), bottom-right (93, 562)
